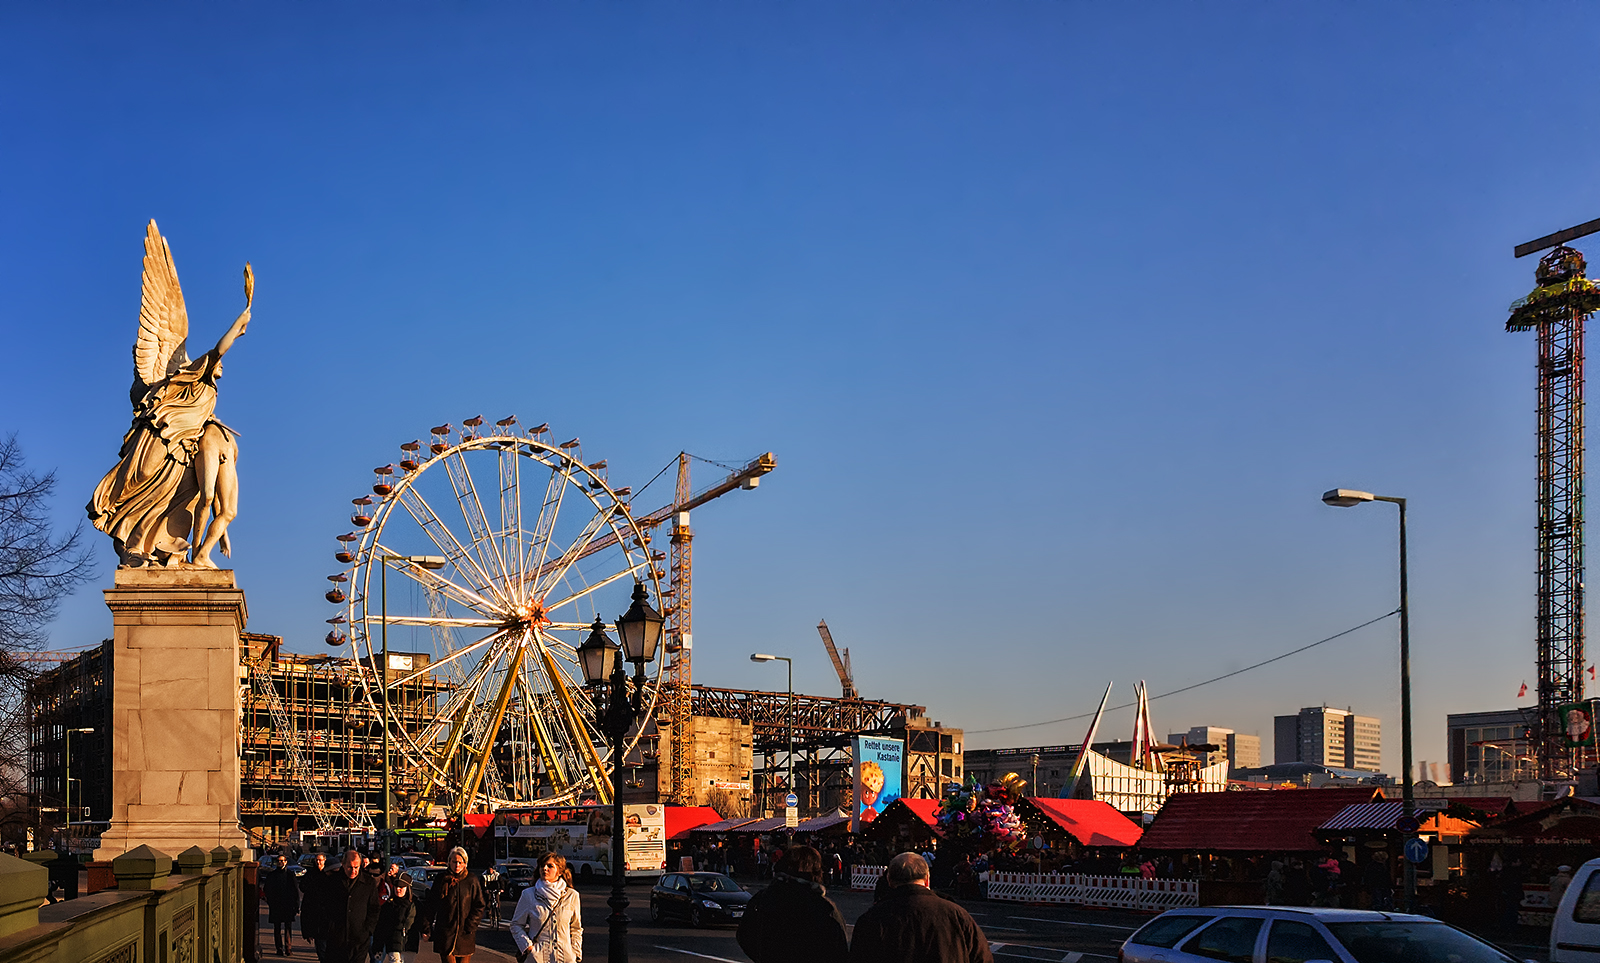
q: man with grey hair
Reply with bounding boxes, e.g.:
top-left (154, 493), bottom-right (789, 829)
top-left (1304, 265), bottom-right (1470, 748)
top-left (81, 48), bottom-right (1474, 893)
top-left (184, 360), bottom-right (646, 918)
top-left (849, 852), bottom-right (992, 963)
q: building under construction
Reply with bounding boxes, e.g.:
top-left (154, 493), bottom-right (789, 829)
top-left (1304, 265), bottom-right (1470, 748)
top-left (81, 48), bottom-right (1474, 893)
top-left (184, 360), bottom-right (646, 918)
top-left (28, 630), bottom-right (962, 840)
top-left (25, 642), bottom-right (112, 832)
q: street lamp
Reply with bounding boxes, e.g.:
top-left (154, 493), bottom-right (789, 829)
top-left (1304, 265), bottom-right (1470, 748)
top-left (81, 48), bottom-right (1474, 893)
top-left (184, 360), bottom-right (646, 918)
top-left (1322, 487), bottom-right (1414, 912)
top-left (64, 727), bottom-right (94, 825)
top-left (379, 554), bottom-right (447, 854)
top-left (578, 581), bottom-right (663, 963)
top-left (750, 654), bottom-right (793, 814)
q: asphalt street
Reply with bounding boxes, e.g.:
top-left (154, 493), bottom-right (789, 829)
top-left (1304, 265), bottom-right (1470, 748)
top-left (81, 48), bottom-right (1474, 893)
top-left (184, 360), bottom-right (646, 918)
top-left (254, 881), bottom-right (1553, 963)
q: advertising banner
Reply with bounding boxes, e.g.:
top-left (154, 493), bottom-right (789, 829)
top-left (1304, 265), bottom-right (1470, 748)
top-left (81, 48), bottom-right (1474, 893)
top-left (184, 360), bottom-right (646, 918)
top-left (1560, 702), bottom-right (1598, 747)
top-left (852, 736), bottom-right (904, 831)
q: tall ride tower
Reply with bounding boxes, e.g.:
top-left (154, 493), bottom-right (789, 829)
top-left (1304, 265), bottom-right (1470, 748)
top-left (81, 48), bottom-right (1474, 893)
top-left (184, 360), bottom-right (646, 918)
top-left (1510, 229), bottom-right (1600, 779)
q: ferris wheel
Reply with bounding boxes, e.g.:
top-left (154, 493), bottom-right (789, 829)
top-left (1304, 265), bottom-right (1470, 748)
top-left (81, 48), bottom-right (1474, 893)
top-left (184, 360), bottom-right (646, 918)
top-left (323, 416), bottom-right (665, 815)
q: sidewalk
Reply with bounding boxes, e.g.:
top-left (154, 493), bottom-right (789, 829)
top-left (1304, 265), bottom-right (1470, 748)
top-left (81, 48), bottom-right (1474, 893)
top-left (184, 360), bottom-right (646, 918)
top-left (253, 903), bottom-right (523, 963)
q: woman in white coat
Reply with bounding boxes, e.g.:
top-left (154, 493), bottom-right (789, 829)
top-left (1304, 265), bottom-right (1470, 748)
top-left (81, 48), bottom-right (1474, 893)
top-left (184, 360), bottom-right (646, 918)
top-left (509, 853), bottom-right (583, 963)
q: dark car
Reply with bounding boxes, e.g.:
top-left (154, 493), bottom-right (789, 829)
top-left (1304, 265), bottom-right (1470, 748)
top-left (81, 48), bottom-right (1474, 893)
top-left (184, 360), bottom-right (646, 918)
top-left (650, 872), bottom-right (751, 927)
top-left (500, 864), bottom-right (537, 902)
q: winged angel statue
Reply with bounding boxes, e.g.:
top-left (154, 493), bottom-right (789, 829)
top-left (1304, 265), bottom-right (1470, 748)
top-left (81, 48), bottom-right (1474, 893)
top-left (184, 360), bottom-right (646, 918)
top-left (88, 220), bottom-right (253, 568)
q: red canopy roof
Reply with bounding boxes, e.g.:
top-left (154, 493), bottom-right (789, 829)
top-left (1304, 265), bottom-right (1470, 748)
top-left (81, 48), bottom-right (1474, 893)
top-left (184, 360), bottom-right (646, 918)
top-left (1025, 798), bottom-right (1143, 848)
top-left (1139, 787), bottom-right (1382, 853)
top-left (897, 798), bottom-right (941, 826)
top-left (666, 806), bottom-right (725, 840)
top-left (462, 813), bottom-right (495, 838)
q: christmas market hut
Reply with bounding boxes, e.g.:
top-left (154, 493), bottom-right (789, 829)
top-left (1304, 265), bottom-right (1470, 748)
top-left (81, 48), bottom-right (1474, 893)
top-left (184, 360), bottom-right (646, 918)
top-left (864, 798), bottom-right (942, 848)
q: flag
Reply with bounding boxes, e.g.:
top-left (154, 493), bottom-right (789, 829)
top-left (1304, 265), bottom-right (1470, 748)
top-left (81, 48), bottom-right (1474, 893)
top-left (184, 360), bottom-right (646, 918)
top-left (1518, 681), bottom-right (1528, 698)
top-left (1590, 665), bottom-right (1596, 681)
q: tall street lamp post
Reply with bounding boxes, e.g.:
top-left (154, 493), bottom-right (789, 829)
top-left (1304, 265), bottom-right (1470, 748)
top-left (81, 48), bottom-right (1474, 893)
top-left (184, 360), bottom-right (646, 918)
top-left (1323, 487), bottom-right (1414, 912)
top-left (578, 582), bottom-right (664, 963)
top-left (379, 554), bottom-right (447, 855)
top-left (64, 727), bottom-right (94, 825)
top-left (750, 654), bottom-right (793, 813)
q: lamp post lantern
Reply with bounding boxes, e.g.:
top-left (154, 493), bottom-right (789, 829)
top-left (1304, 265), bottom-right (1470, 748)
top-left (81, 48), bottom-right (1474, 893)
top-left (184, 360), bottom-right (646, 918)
top-left (1322, 487), bottom-right (1414, 912)
top-left (379, 554), bottom-right (446, 855)
top-left (750, 654), bottom-right (794, 813)
top-left (579, 581), bottom-right (663, 963)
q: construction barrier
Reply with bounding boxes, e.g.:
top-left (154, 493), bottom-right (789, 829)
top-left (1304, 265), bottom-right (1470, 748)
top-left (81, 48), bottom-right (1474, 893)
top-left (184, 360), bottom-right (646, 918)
top-left (852, 864), bottom-right (887, 891)
top-left (987, 872), bottom-right (1198, 911)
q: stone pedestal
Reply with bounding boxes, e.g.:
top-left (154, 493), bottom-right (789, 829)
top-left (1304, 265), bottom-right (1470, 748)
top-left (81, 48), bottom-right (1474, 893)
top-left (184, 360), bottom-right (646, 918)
top-left (95, 568), bottom-right (251, 860)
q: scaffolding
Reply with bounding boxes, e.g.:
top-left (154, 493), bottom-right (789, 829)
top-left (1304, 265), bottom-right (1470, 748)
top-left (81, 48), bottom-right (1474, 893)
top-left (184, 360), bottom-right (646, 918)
top-left (25, 642), bottom-right (112, 831)
top-left (689, 685), bottom-right (956, 817)
top-left (1508, 245), bottom-right (1600, 779)
top-left (239, 633), bottom-right (454, 842)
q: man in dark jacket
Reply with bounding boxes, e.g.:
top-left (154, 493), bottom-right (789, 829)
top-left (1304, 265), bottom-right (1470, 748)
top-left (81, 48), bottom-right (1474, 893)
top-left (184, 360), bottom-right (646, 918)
top-left (297, 852), bottom-right (330, 962)
top-left (323, 848), bottom-right (384, 963)
top-left (737, 845), bottom-right (848, 963)
top-left (849, 852), bottom-right (992, 963)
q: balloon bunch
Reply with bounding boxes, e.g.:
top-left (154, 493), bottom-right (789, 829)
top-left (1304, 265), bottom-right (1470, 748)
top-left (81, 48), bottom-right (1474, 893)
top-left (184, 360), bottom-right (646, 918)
top-left (935, 772), bottom-right (1029, 854)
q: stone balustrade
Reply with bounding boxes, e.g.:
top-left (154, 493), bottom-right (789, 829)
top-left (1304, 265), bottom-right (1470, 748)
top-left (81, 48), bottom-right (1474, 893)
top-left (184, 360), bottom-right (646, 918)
top-left (0, 844), bottom-right (252, 963)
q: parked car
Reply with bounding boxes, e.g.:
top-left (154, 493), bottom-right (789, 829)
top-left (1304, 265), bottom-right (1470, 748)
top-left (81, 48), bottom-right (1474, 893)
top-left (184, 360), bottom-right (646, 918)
top-left (1121, 907), bottom-right (1520, 963)
top-left (649, 872), bottom-right (751, 928)
top-left (1551, 857), bottom-right (1600, 963)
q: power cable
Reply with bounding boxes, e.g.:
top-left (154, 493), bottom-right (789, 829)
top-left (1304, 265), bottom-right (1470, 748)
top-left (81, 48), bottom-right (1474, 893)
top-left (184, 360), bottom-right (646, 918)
top-left (967, 608), bottom-right (1401, 735)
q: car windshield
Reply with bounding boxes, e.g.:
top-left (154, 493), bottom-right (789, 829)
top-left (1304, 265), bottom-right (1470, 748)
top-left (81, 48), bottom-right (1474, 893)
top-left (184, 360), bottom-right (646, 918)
top-left (1325, 922), bottom-right (1517, 963)
top-left (688, 875), bottom-right (742, 893)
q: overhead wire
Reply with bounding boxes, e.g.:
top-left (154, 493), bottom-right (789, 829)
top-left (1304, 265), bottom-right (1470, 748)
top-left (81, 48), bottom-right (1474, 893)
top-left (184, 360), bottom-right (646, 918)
top-left (967, 608), bottom-right (1402, 735)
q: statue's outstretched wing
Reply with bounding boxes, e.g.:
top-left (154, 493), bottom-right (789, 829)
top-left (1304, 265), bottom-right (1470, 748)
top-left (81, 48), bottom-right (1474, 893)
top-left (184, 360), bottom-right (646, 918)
top-left (133, 219), bottom-right (190, 390)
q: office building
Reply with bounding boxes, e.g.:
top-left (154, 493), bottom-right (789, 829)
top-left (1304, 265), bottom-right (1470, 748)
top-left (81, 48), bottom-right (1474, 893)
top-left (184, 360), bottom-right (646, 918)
top-left (1274, 706), bottom-right (1381, 772)
top-left (1446, 709), bottom-right (1534, 784)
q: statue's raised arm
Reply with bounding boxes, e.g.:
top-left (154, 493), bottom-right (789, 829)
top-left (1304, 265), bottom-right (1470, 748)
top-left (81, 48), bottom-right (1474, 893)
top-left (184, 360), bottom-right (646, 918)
top-left (90, 220), bottom-right (254, 569)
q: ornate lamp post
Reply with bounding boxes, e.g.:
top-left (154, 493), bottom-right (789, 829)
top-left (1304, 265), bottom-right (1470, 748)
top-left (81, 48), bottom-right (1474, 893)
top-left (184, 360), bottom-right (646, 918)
top-left (578, 582), bottom-right (663, 963)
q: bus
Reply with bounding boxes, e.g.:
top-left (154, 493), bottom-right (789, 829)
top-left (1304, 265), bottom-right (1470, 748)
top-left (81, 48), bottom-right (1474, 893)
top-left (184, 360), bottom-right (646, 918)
top-left (62, 820), bottom-right (109, 861)
top-left (491, 804), bottom-right (666, 879)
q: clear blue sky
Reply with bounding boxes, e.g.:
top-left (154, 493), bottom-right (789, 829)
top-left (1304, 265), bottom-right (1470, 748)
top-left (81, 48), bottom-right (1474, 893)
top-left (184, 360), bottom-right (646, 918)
top-left (4, 4), bottom-right (1598, 775)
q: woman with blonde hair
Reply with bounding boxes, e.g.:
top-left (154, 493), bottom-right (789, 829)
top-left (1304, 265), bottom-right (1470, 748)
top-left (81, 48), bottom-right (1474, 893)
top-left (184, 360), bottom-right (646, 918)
top-left (509, 852), bottom-right (583, 963)
top-left (422, 846), bottom-right (485, 963)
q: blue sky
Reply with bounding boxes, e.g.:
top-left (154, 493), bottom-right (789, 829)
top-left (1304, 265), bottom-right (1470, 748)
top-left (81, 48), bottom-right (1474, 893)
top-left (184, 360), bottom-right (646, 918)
top-left (4, 3), bottom-right (1599, 774)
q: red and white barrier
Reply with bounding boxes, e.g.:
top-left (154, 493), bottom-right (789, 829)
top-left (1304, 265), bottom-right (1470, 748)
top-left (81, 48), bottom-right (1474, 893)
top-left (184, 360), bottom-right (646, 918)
top-left (987, 872), bottom-right (1198, 911)
top-left (852, 864), bottom-right (886, 891)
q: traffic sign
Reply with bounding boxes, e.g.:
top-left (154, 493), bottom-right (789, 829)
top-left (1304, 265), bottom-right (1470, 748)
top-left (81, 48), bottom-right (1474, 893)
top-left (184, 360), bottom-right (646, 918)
top-left (785, 806), bottom-right (798, 828)
top-left (785, 793), bottom-right (799, 808)
top-left (1394, 814), bottom-right (1421, 834)
top-left (1403, 837), bottom-right (1429, 865)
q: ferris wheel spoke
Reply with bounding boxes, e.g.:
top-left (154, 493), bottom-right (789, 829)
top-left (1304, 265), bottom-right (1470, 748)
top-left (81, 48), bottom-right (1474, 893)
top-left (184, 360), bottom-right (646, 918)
top-left (371, 615), bottom-right (503, 628)
top-left (445, 449), bottom-right (514, 598)
top-left (385, 628), bottom-right (506, 692)
top-left (373, 540), bottom-right (500, 616)
top-left (526, 460), bottom-right (571, 588)
top-left (542, 561), bottom-right (651, 615)
top-left (530, 503), bottom-right (619, 600)
top-left (396, 488), bottom-right (500, 598)
top-left (500, 445), bottom-right (525, 605)
top-left (531, 638), bottom-right (613, 802)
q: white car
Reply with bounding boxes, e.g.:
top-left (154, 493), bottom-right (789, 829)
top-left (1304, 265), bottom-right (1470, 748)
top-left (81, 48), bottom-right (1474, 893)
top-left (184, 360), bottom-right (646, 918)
top-left (1120, 906), bottom-right (1520, 963)
top-left (1550, 858), bottom-right (1600, 963)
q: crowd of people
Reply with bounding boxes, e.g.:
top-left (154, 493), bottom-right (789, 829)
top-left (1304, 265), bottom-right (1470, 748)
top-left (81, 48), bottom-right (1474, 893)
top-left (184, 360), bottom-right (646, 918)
top-left (737, 845), bottom-right (993, 963)
top-left (258, 846), bottom-right (585, 963)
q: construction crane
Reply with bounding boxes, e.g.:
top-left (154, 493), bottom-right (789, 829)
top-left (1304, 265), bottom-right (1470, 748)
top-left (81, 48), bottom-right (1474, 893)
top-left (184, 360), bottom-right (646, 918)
top-left (582, 452), bottom-right (777, 804)
top-left (815, 620), bottom-right (858, 700)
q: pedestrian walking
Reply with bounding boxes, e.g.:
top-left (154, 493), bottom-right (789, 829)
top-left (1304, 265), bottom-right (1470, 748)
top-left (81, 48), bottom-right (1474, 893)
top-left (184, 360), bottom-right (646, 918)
top-left (422, 846), bottom-right (486, 963)
top-left (300, 852), bottom-right (332, 962)
top-left (324, 848), bottom-right (385, 963)
top-left (737, 845), bottom-right (848, 963)
top-left (848, 852), bottom-right (992, 963)
top-left (1363, 852), bottom-right (1393, 912)
top-left (263, 855), bottom-right (303, 956)
top-left (508, 853), bottom-right (583, 963)
top-left (371, 873), bottom-right (417, 963)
